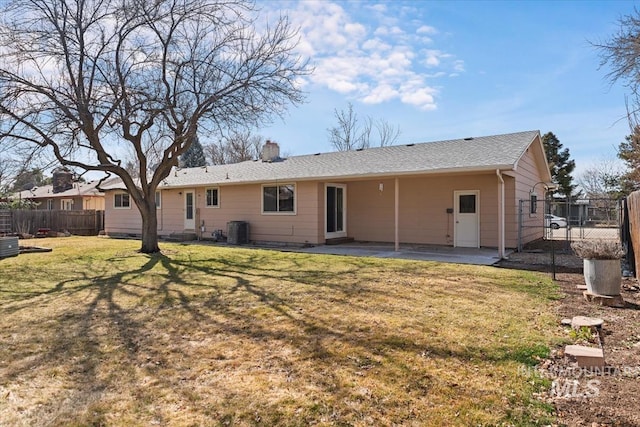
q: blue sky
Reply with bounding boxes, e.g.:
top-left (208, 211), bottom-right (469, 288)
top-left (256, 0), bottom-right (637, 178)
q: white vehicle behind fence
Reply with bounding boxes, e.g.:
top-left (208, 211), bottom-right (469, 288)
top-left (545, 214), bottom-right (567, 229)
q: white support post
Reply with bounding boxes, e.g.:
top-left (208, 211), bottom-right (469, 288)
top-left (395, 177), bottom-right (399, 252)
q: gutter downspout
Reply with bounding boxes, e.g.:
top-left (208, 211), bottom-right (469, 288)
top-left (496, 169), bottom-right (505, 259)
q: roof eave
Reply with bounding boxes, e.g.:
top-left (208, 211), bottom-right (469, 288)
top-left (151, 164), bottom-right (517, 189)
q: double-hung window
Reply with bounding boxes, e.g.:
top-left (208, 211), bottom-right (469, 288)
top-left (262, 184), bottom-right (295, 214)
top-left (61, 199), bottom-right (73, 211)
top-left (114, 192), bottom-right (130, 209)
top-left (206, 187), bottom-right (219, 207)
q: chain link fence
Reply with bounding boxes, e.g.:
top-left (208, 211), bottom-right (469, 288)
top-left (518, 197), bottom-right (621, 253)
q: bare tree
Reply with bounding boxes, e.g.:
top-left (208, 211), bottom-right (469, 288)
top-left (328, 103), bottom-right (400, 151)
top-left (0, 142), bottom-right (56, 194)
top-left (204, 130), bottom-right (263, 164)
top-left (595, 11), bottom-right (640, 108)
top-left (578, 159), bottom-right (624, 199)
top-left (224, 131), bottom-right (264, 163)
top-left (376, 119), bottom-right (401, 147)
top-left (328, 103), bottom-right (368, 151)
top-left (0, 0), bottom-right (308, 252)
top-left (0, 156), bottom-right (14, 196)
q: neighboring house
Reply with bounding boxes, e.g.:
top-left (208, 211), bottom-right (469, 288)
top-left (103, 131), bottom-right (553, 257)
top-left (16, 168), bottom-right (111, 211)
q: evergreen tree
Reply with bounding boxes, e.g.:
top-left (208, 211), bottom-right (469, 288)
top-left (542, 132), bottom-right (578, 198)
top-left (179, 136), bottom-right (207, 168)
top-left (11, 168), bottom-right (49, 191)
top-left (617, 125), bottom-right (640, 193)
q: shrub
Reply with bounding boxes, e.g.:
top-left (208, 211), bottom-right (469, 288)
top-left (571, 239), bottom-right (624, 260)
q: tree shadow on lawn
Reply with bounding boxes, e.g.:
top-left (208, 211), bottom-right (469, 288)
top-left (0, 250), bottom-right (553, 424)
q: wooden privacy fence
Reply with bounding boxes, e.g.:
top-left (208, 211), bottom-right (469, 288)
top-left (626, 191), bottom-right (640, 277)
top-left (0, 210), bottom-right (104, 236)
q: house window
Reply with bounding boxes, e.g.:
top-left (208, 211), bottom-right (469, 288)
top-left (206, 187), bottom-right (219, 207)
top-left (262, 184), bottom-right (295, 213)
top-left (155, 191), bottom-right (161, 209)
top-left (530, 194), bottom-right (538, 214)
top-left (61, 199), bottom-right (73, 211)
top-left (47, 199), bottom-right (53, 210)
top-left (114, 192), bottom-right (130, 209)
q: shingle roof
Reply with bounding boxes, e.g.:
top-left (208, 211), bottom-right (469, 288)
top-left (158, 130), bottom-right (541, 188)
top-left (100, 130), bottom-right (543, 190)
top-left (16, 178), bottom-right (118, 199)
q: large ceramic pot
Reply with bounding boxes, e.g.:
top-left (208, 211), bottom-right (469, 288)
top-left (583, 259), bottom-right (621, 296)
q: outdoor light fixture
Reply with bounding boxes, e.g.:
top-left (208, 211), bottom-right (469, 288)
top-left (529, 181), bottom-right (557, 214)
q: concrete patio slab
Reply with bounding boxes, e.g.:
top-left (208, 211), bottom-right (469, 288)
top-left (293, 243), bottom-right (505, 266)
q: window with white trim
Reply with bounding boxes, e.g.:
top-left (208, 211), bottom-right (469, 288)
top-left (114, 192), bottom-right (130, 209)
top-left (206, 187), bottom-right (219, 207)
top-left (61, 199), bottom-right (73, 211)
top-left (262, 184), bottom-right (295, 213)
top-left (47, 199), bottom-right (54, 210)
top-left (155, 191), bottom-right (161, 209)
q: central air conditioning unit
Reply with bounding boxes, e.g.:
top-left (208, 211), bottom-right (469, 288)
top-left (227, 221), bottom-right (249, 245)
top-left (0, 236), bottom-right (19, 258)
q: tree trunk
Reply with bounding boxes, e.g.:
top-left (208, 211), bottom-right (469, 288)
top-left (139, 201), bottom-right (160, 253)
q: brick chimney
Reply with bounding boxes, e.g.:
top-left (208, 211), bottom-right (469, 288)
top-left (261, 140), bottom-right (280, 162)
top-left (52, 167), bottom-right (74, 193)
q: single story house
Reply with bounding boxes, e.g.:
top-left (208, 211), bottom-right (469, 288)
top-left (104, 130), bottom-right (553, 257)
top-left (15, 169), bottom-right (112, 211)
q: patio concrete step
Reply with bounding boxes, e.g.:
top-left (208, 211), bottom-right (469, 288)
top-left (564, 345), bottom-right (605, 367)
top-left (166, 232), bottom-right (197, 242)
top-left (325, 237), bottom-right (354, 245)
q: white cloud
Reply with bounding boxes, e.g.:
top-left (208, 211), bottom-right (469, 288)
top-left (367, 3), bottom-right (387, 13)
top-left (362, 38), bottom-right (391, 51)
top-left (425, 55), bottom-right (440, 67)
top-left (424, 50), bottom-right (453, 68)
top-left (362, 84), bottom-right (398, 104)
top-left (282, 1), bottom-right (462, 111)
top-left (417, 25), bottom-right (437, 35)
top-left (374, 25), bottom-right (405, 37)
top-left (453, 60), bottom-right (465, 72)
top-left (401, 87), bottom-right (437, 111)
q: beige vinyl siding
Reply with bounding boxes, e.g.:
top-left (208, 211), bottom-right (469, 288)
top-left (514, 137), bottom-right (548, 245)
top-left (157, 189), bottom-right (185, 234)
top-left (104, 191), bottom-right (142, 235)
top-left (104, 135), bottom-right (549, 249)
top-left (315, 182), bottom-right (326, 243)
top-left (83, 196), bottom-right (105, 210)
top-left (347, 173), bottom-right (501, 247)
top-left (130, 182), bottom-right (325, 244)
top-left (198, 182), bottom-right (321, 244)
top-left (503, 175), bottom-right (518, 248)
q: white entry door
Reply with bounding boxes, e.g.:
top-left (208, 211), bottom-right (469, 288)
top-left (325, 184), bottom-right (347, 239)
top-left (184, 190), bottom-right (195, 230)
top-left (454, 190), bottom-right (479, 248)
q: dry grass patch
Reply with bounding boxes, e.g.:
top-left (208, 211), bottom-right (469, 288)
top-left (0, 237), bottom-right (562, 426)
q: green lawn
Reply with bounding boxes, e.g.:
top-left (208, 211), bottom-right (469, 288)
top-left (0, 237), bottom-right (563, 426)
